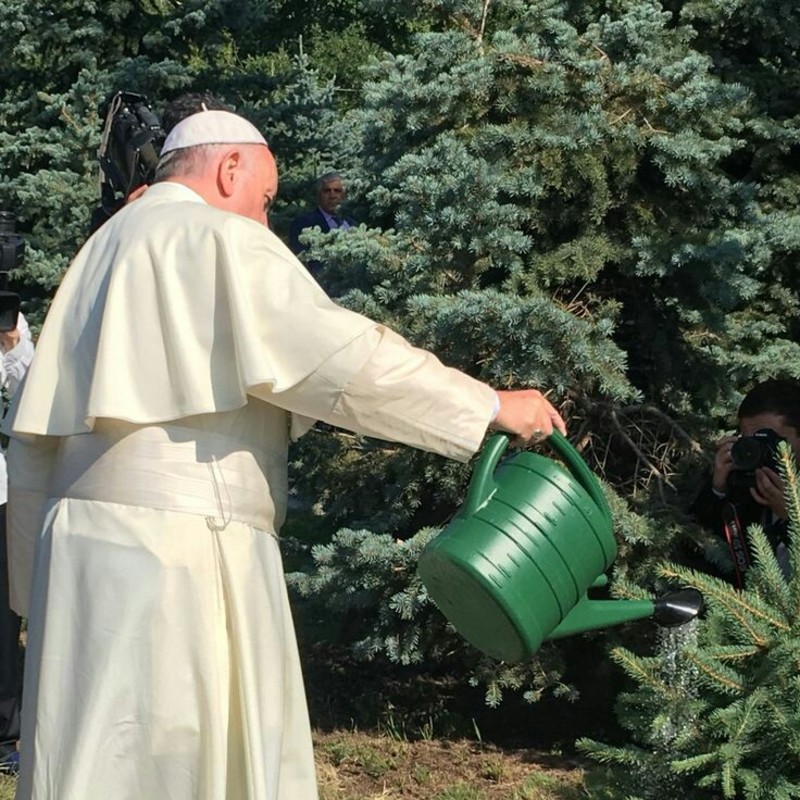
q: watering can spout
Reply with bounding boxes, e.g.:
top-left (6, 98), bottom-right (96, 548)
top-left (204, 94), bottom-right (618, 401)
top-left (546, 596), bottom-right (654, 640)
top-left (652, 587), bottom-right (704, 627)
top-left (546, 587), bottom-right (704, 641)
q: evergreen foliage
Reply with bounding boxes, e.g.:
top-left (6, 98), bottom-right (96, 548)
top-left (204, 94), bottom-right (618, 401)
top-left (0, 0), bottom-right (383, 322)
top-left (238, 53), bottom-right (343, 238)
top-left (1, 0), bottom-right (799, 738)
top-left (285, 527), bottom-right (573, 708)
top-left (288, 0), bottom-right (776, 570)
top-left (304, 0), bottom-right (800, 417)
top-left (578, 443), bottom-right (800, 799)
top-left (287, 0), bottom-right (800, 721)
top-left (0, 0), bottom-right (234, 317)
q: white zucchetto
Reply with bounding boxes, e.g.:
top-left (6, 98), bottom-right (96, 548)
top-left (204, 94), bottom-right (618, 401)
top-left (160, 110), bottom-right (268, 155)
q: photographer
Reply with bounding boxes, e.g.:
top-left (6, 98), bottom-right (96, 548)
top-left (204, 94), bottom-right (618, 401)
top-left (691, 379), bottom-right (800, 585)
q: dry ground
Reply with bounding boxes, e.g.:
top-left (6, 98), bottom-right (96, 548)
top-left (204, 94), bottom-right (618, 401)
top-left (315, 730), bottom-right (589, 800)
top-left (0, 730), bottom-right (590, 800)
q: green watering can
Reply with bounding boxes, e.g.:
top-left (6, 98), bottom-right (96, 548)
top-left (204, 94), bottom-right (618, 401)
top-left (418, 432), bottom-right (702, 663)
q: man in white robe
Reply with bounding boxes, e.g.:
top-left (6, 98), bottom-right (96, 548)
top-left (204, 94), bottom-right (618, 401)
top-left (5, 110), bottom-right (565, 800)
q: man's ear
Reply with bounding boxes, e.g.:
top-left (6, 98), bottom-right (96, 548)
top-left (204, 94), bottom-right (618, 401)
top-left (217, 148), bottom-right (242, 198)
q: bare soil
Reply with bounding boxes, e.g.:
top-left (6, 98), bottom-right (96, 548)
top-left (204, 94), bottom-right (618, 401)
top-left (0, 734), bottom-right (590, 800)
top-left (297, 637), bottom-right (622, 798)
top-left (314, 730), bottom-right (589, 800)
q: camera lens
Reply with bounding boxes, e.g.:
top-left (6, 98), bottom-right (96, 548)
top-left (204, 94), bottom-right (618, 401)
top-left (731, 437), bottom-right (765, 471)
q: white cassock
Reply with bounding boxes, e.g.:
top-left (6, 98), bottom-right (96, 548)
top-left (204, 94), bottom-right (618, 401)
top-left (5, 182), bottom-right (496, 800)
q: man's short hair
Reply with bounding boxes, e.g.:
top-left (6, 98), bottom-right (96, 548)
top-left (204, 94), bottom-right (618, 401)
top-left (152, 143), bottom-right (225, 182)
top-left (739, 379), bottom-right (800, 432)
top-left (162, 92), bottom-right (230, 134)
top-left (315, 172), bottom-right (343, 193)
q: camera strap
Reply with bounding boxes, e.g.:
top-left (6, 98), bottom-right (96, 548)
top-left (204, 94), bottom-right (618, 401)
top-left (722, 501), bottom-right (751, 589)
top-left (97, 93), bottom-right (125, 188)
top-left (97, 91), bottom-right (165, 208)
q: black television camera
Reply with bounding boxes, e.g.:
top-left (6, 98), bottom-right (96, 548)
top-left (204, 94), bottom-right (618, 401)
top-left (727, 427), bottom-right (786, 492)
top-left (0, 212), bottom-right (23, 333)
top-left (97, 91), bottom-right (166, 216)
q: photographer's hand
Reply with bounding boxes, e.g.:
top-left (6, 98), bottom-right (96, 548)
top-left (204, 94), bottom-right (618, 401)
top-left (712, 434), bottom-right (738, 493)
top-left (751, 466), bottom-right (787, 520)
top-left (126, 184), bottom-right (149, 203)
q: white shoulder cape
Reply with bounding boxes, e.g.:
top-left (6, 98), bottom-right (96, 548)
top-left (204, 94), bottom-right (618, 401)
top-left (10, 182), bottom-right (376, 436)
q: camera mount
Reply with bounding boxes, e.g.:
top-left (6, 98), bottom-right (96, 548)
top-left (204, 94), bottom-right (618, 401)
top-left (97, 91), bottom-right (166, 214)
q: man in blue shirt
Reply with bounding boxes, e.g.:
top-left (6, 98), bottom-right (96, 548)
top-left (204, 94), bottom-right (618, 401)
top-left (289, 172), bottom-right (355, 278)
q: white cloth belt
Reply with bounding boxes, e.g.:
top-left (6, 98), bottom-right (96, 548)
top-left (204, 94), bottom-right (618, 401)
top-left (50, 422), bottom-right (278, 533)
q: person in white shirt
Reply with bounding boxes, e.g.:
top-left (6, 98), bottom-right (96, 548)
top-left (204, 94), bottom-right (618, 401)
top-left (0, 312), bottom-right (33, 748)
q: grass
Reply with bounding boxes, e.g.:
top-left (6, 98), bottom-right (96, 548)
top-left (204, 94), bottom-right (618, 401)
top-left (315, 730), bottom-right (592, 799)
top-left (0, 731), bottom-right (597, 800)
top-left (0, 636), bottom-right (618, 800)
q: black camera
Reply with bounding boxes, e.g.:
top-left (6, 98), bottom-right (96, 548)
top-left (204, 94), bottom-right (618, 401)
top-left (0, 211), bottom-right (23, 333)
top-left (727, 427), bottom-right (786, 491)
top-left (97, 91), bottom-right (165, 215)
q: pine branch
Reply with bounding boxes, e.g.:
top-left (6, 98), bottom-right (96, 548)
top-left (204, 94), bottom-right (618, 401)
top-left (660, 564), bottom-right (790, 638)
top-left (671, 750), bottom-right (718, 774)
top-left (777, 445), bottom-right (800, 623)
top-left (576, 738), bottom-right (650, 768)
top-left (610, 647), bottom-right (670, 693)
top-left (747, 524), bottom-right (792, 616)
top-left (609, 407), bottom-right (674, 497)
top-left (610, 574), bottom-right (653, 601)
top-left (684, 651), bottom-right (745, 694)
top-left (704, 645), bottom-right (761, 663)
top-left (497, 52), bottom-right (546, 70)
top-left (619, 403), bottom-right (704, 456)
top-left (476, 0), bottom-right (491, 45)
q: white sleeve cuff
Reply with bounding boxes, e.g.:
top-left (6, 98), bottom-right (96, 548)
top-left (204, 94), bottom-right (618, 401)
top-left (490, 391), bottom-right (500, 422)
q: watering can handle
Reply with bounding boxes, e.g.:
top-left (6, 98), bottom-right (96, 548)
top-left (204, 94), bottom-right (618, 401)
top-left (462, 431), bottom-right (612, 526)
top-left (548, 430), bottom-right (612, 526)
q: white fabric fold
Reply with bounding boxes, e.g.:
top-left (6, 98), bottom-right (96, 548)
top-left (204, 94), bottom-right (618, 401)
top-left (8, 182), bottom-right (376, 437)
top-left (50, 422), bottom-right (280, 530)
top-left (263, 326), bottom-right (496, 461)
